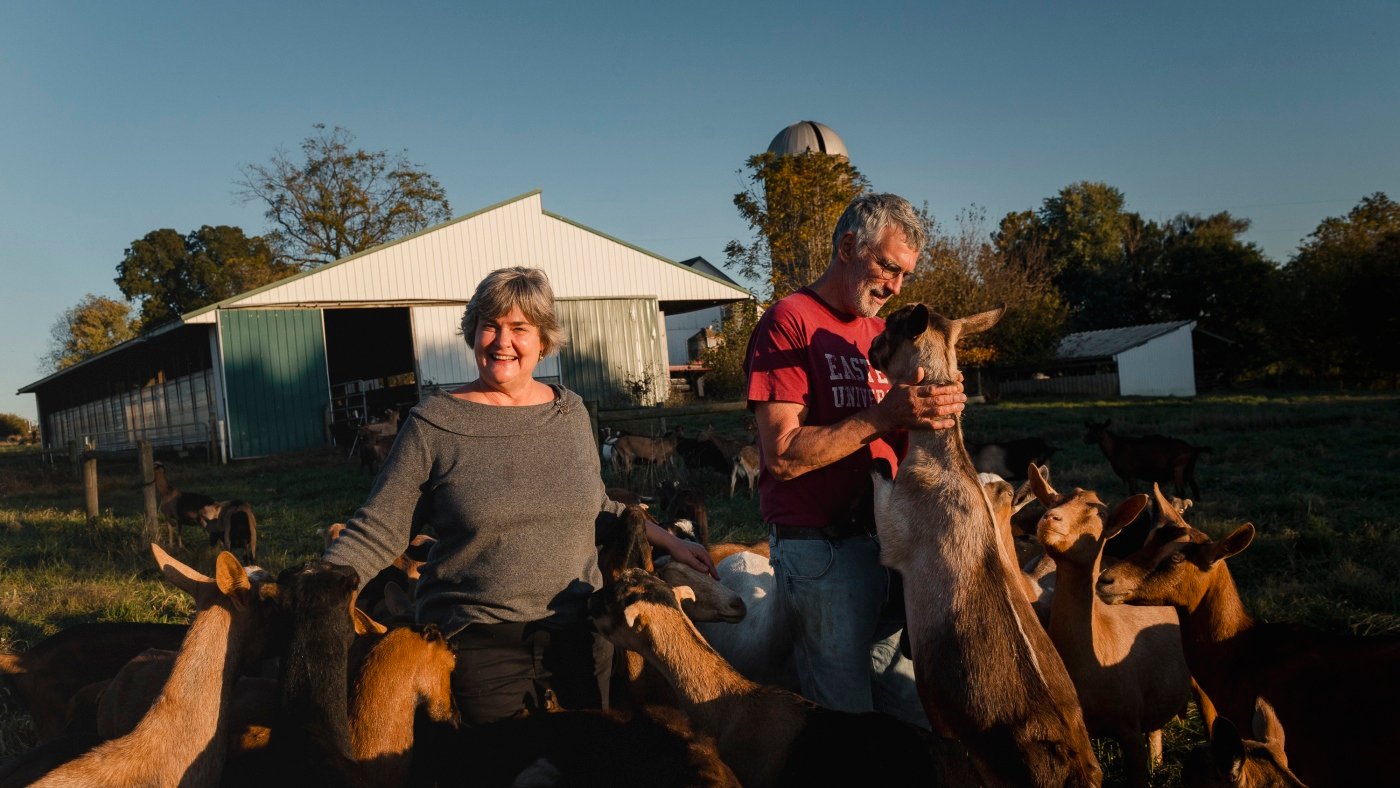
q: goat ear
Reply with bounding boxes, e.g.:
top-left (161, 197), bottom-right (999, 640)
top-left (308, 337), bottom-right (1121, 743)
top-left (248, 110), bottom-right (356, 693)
top-left (214, 551), bottom-right (252, 603)
top-left (351, 605), bottom-right (388, 636)
top-left (956, 305), bottom-right (1005, 339)
top-left (152, 543), bottom-right (210, 596)
top-left (672, 585), bottom-right (696, 606)
top-left (1027, 462), bottom-right (1057, 506)
top-left (1152, 483), bottom-right (1187, 527)
top-left (1209, 717), bottom-right (1246, 782)
top-left (1211, 523), bottom-right (1256, 564)
top-left (623, 603), bottom-right (644, 630)
top-left (1252, 697), bottom-right (1287, 759)
top-left (1106, 495), bottom-right (1150, 540)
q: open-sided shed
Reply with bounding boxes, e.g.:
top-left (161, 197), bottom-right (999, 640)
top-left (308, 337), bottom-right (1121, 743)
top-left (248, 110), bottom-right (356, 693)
top-left (1000, 320), bottom-right (1199, 398)
top-left (19, 191), bottom-right (751, 460)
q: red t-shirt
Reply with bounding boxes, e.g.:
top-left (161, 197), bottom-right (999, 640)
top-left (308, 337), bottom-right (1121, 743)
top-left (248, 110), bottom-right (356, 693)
top-left (744, 288), bottom-right (905, 529)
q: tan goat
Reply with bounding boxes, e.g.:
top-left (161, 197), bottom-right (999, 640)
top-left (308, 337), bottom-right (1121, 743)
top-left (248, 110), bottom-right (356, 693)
top-left (1028, 465), bottom-right (1192, 788)
top-left (589, 568), bottom-right (980, 788)
top-left (1096, 484), bottom-right (1400, 788)
top-left (729, 444), bottom-right (760, 499)
top-left (867, 303), bottom-right (1101, 787)
top-left (1183, 697), bottom-right (1306, 788)
top-left (613, 429), bottom-right (681, 477)
top-left (32, 546), bottom-right (270, 787)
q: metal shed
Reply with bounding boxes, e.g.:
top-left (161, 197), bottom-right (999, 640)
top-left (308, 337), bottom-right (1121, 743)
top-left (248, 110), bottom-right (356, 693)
top-left (19, 190), bottom-right (751, 460)
top-left (1000, 320), bottom-right (1199, 398)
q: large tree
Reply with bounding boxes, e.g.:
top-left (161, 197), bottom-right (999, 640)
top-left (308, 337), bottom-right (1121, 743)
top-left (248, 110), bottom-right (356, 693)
top-left (43, 294), bottom-right (138, 372)
top-left (115, 225), bottom-right (295, 328)
top-left (895, 206), bottom-right (1067, 369)
top-left (238, 124), bottom-right (452, 268)
top-left (1276, 193), bottom-right (1400, 383)
top-left (725, 151), bottom-right (868, 302)
top-left (0, 413), bottom-right (28, 440)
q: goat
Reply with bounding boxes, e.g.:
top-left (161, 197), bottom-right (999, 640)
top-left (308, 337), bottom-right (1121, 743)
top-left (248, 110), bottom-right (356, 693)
top-left (358, 431), bottom-right (396, 476)
top-left (589, 568), bottom-right (979, 788)
top-left (152, 461), bottom-right (217, 547)
top-left (1183, 698), bottom-right (1306, 788)
top-left (359, 408), bottom-right (400, 440)
top-left (600, 426), bottom-right (623, 474)
top-left (729, 444), bottom-right (760, 499)
top-left (979, 470), bottom-right (1045, 604)
top-left (968, 436), bottom-right (1060, 481)
top-left (655, 479), bottom-right (709, 546)
top-left (348, 623), bottom-right (459, 787)
top-left (675, 435), bottom-right (730, 475)
top-left (613, 429), bottom-right (682, 478)
top-left (30, 546), bottom-right (271, 787)
top-left (0, 621), bottom-right (188, 741)
top-left (693, 549), bottom-right (798, 692)
top-left (1084, 418), bottom-right (1212, 499)
top-left (1095, 486), bottom-right (1400, 788)
top-left (707, 538), bottom-right (768, 564)
top-left (696, 424), bottom-right (745, 463)
top-left (196, 499), bottom-right (258, 565)
top-left (1028, 465), bottom-right (1192, 787)
top-left (321, 523), bottom-right (436, 620)
top-left (867, 303), bottom-right (1101, 787)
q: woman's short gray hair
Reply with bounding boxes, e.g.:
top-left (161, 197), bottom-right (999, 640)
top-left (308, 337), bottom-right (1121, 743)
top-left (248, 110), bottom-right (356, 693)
top-left (460, 267), bottom-right (568, 355)
top-left (831, 192), bottom-right (926, 259)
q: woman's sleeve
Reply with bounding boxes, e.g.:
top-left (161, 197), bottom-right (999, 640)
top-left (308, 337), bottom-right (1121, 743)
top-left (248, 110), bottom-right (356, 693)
top-left (322, 415), bottom-right (433, 589)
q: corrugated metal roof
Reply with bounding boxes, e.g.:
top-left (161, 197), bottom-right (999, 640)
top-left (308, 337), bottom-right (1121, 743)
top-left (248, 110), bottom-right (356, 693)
top-left (1057, 320), bottom-right (1196, 360)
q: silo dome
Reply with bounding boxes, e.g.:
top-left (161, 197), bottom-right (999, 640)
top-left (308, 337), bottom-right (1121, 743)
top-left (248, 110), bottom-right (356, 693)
top-left (767, 121), bottom-right (848, 158)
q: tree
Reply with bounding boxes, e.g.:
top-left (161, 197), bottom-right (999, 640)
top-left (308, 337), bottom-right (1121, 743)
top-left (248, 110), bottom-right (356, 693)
top-left (0, 413), bottom-right (29, 440)
top-left (238, 124), bottom-right (452, 268)
top-left (1277, 193), bottom-right (1400, 383)
top-left (115, 225), bottom-right (296, 328)
top-left (699, 300), bottom-right (761, 399)
top-left (43, 294), bottom-right (137, 371)
top-left (895, 206), bottom-right (1067, 369)
top-left (725, 151), bottom-right (869, 302)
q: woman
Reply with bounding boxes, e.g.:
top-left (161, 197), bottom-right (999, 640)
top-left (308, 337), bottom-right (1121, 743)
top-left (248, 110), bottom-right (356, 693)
top-left (323, 266), bottom-right (713, 724)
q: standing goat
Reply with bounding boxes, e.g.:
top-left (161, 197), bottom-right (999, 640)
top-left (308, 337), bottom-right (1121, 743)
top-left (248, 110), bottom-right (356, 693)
top-left (1028, 465), bottom-right (1191, 787)
top-left (197, 499), bottom-right (258, 564)
top-left (868, 303), bottom-right (1101, 787)
top-left (153, 461), bottom-right (216, 547)
top-left (1096, 487), bottom-right (1400, 788)
top-left (1084, 418), bottom-right (1212, 499)
top-left (613, 429), bottom-right (682, 479)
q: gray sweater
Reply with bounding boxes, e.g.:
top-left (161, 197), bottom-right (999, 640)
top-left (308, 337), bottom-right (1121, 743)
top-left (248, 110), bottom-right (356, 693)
top-left (323, 385), bottom-right (623, 636)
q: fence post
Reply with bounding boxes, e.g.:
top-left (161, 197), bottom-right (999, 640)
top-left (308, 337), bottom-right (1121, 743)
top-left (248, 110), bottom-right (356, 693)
top-left (68, 439), bottom-right (81, 480)
top-left (83, 453), bottom-right (99, 522)
top-left (139, 440), bottom-right (160, 540)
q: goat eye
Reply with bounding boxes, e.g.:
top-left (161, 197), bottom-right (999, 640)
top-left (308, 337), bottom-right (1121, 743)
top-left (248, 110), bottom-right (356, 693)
top-left (1168, 553), bottom-right (1185, 564)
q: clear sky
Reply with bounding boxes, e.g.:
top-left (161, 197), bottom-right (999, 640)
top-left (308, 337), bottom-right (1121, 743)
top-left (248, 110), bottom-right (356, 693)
top-left (2, 1), bottom-right (1396, 422)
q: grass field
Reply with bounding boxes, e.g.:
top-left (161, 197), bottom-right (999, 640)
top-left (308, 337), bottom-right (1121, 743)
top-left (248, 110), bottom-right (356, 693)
top-left (2, 391), bottom-right (1396, 784)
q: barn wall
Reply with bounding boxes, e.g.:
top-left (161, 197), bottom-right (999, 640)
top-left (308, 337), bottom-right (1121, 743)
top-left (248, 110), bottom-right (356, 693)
top-left (1117, 326), bottom-right (1197, 397)
top-left (556, 298), bottom-right (666, 406)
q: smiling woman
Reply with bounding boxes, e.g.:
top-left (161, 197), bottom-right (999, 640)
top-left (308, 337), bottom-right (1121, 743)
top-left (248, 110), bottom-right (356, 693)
top-left (319, 266), bottom-right (716, 726)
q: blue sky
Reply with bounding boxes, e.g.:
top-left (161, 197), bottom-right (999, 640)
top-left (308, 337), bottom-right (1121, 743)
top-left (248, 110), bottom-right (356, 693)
top-left (2, 1), bottom-right (1396, 422)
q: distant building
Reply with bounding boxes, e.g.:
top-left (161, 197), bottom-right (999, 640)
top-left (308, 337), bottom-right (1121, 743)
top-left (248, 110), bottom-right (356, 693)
top-left (18, 191), bottom-right (750, 460)
top-left (662, 257), bottom-right (750, 365)
top-left (1000, 320), bottom-right (1199, 398)
top-left (767, 120), bottom-right (849, 158)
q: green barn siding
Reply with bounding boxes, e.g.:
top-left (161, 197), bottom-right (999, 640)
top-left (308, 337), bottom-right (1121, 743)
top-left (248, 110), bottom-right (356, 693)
top-left (220, 310), bottom-right (329, 458)
top-left (556, 298), bottom-right (666, 406)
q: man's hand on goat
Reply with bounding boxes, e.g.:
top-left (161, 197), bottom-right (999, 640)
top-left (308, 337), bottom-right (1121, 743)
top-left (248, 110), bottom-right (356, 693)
top-left (879, 371), bottom-right (966, 431)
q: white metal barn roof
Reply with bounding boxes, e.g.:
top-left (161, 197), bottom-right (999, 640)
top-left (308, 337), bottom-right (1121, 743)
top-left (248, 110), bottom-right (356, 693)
top-left (1056, 320), bottom-right (1196, 361)
top-left (179, 190), bottom-right (750, 322)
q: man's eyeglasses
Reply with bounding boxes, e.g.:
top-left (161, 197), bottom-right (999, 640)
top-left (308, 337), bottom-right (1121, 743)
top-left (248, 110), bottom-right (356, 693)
top-left (869, 256), bottom-right (908, 282)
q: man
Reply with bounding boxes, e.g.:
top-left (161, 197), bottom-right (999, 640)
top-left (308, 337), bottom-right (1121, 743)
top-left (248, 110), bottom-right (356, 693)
top-left (743, 192), bottom-right (965, 725)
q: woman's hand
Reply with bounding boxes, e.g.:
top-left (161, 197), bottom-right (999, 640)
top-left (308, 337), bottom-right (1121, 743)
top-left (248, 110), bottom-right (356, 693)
top-left (644, 519), bottom-right (718, 579)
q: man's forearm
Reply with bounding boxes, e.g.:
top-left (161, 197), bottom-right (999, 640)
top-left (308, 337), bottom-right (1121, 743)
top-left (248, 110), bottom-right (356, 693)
top-left (766, 406), bottom-right (890, 480)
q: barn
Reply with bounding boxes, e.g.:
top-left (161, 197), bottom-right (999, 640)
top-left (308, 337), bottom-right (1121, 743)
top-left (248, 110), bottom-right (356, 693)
top-left (999, 320), bottom-right (1199, 398)
top-left (18, 190), bottom-right (752, 460)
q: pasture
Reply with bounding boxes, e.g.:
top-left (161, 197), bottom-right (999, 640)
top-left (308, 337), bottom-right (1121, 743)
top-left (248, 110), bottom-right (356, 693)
top-left (1, 391), bottom-right (1396, 785)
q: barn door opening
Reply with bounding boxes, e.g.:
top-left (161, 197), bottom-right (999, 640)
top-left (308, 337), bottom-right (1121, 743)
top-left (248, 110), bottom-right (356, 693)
top-left (323, 307), bottom-right (417, 450)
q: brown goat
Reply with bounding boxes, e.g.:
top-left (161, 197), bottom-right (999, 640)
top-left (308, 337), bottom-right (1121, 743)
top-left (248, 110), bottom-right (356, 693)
top-left (196, 499), bottom-right (258, 565)
top-left (1095, 488), bottom-right (1400, 787)
top-left (1183, 697), bottom-right (1306, 788)
top-left (613, 429), bottom-right (682, 478)
top-left (589, 568), bottom-right (981, 788)
top-left (1084, 418), bottom-right (1212, 499)
top-left (1028, 465), bottom-right (1192, 787)
top-left (0, 622), bottom-right (188, 742)
top-left (655, 479), bottom-right (709, 546)
top-left (152, 461), bottom-right (217, 547)
top-left (31, 547), bottom-right (270, 788)
top-left (348, 623), bottom-right (459, 787)
top-left (729, 444), bottom-right (760, 499)
top-left (868, 303), bottom-right (1101, 787)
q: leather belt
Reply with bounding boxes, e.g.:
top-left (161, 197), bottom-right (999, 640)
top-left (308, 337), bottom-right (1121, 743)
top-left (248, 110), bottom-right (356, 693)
top-left (772, 524), bottom-right (835, 541)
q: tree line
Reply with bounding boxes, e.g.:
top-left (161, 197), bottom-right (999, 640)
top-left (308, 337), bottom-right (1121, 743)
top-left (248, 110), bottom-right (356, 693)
top-left (708, 153), bottom-right (1400, 392)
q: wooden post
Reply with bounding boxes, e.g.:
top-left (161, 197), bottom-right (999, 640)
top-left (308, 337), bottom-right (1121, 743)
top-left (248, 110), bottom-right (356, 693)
top-left (139, 440), bottom-right (160, 540)
top-left (68, 439), bottom-right (81, 480)
top-left (83, 453), bottom-right (99, 522)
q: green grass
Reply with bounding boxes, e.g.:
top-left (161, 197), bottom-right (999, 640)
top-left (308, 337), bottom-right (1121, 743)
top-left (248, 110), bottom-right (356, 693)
top-left (2, 392), bottom-right (1397, 783)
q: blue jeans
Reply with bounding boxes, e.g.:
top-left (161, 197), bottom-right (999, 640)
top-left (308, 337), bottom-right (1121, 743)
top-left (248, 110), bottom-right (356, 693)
top-left (769, 531), bottom-right (929, 729)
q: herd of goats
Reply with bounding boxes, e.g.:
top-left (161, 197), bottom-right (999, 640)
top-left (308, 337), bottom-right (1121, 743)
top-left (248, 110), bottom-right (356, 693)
top-left (3, 308), bottom-right (1398, 787)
